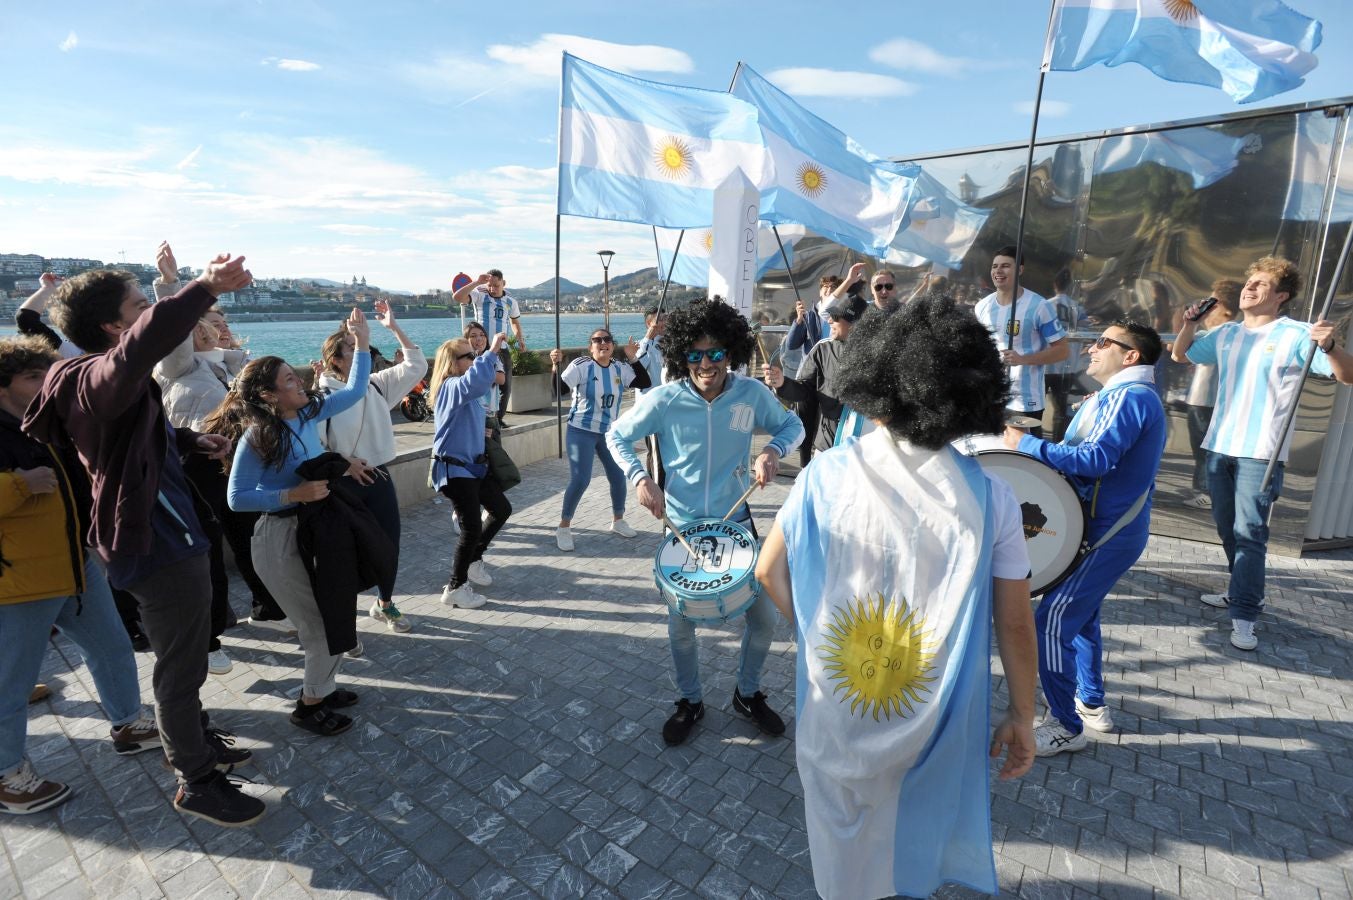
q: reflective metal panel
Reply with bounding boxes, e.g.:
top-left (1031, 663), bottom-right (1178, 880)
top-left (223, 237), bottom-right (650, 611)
top-left (752, 97), bottom-right (1353, 556)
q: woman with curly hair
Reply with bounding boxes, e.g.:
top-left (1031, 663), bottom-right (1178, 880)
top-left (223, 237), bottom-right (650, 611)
top-left (754, 294), bottom-right (1037, 900)
top-left (548, 328), bottom-right (650, 551)
top-left (217, 308), bottom-right (375, 737)
top-left (429, 331), bottom-right (511, 609)
top-left (607, 299), bottom-right (804, 746)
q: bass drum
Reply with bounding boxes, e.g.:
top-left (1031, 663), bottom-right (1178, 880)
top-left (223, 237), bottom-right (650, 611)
top-left (973, 450), bottom-right (1087, 596)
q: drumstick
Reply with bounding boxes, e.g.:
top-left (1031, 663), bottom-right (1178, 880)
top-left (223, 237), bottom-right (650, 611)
top-left (662, 516), bottom-right (699, 558)
top-left (755, 334), bottom-right (770, 369)
top-left (722, 482), bottom-right (759, 521)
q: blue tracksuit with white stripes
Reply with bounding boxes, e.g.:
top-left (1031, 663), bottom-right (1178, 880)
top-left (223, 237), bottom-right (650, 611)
top-left (1018, 370), bottom-right (1165, 734)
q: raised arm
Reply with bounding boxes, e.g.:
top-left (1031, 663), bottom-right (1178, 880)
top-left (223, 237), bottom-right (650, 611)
top-left (453, 273), bottom-right (487, 305)
top-left (16, 273), bottom-right (66, 351)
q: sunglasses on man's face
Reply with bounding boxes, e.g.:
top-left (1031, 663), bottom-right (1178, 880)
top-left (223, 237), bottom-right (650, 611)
top-left (1093, 335), bottom-right (1136, 353)
top-left (685, 348), bottom-right (728, 364)
top-left (872, 282), bottom-right (895, 291)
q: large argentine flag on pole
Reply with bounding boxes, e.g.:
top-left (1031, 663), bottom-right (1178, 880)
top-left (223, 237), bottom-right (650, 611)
top-left (1046, 0), bottom-right (1322, 104)
top-left (731, 65), bottom-right (918, 256)
top-left (778, 431), bottom-right (1003, 900)
top-left (558, 54), bottom-right (766, 227)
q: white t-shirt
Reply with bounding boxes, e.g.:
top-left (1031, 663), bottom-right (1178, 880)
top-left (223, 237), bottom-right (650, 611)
top-left (987, 473), bottom-right (1031, 581)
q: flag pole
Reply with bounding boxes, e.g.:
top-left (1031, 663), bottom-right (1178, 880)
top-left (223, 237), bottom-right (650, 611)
top-left (1007, 0), bottom-right (1061, 352)
top-left (771, 224), bottom-right (805, 310)
top-left (656, 230), bottom-right (684, 317)
top-left (1260, 221), bottom-right (1353, 495)
top-left (554, 214), bottom-right (564, 459)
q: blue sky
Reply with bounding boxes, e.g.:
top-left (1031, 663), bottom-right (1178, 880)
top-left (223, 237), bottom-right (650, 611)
top-left (2, 0), bottom-right (1349, 291)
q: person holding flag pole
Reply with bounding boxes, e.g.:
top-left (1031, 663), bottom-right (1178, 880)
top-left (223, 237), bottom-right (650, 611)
top-left (1172, 244), bottom-right (1353, 651)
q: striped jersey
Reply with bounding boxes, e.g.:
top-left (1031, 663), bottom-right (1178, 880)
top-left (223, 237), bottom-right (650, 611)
top-left (975, 289), bottom-right (1066, 411)
top-left (561, 356), bottom-right (640, 433)
top-left (468, 286), bottom-right (521, 337)
top-left (634, 336), bottom-right (665, 395)
top-left (1187, 318), bottom-right (1332, 462)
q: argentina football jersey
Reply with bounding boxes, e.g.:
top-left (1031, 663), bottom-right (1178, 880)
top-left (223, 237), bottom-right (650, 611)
top-left (469, 286), bottom-right (520, 337)
top-left (975, 289), bottom-right (1066, 412)
top-left (561, 357), bottom-right (639, 433)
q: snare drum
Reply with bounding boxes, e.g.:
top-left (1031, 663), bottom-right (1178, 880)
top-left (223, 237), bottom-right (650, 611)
top-left (654, 518), bottom-right (761, 622)
top-left (973, 450), bottom-right (1087, 596)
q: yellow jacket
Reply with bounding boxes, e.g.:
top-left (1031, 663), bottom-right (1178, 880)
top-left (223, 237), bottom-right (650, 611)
top-left (0, 447), bottom-right (86, 606)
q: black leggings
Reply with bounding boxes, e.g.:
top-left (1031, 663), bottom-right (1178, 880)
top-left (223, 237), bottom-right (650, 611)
top-left (347, 467), bottom-right (401, 601)
top-left (440, 476), bottom-right (511, 588)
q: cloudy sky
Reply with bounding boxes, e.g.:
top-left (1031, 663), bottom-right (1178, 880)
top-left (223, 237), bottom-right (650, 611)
top-left (3, 0), bottom-right (1350, 291)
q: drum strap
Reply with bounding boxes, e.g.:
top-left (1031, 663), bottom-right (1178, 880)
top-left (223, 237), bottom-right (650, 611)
top-left (1087, 487), bottom-right (1150, 551)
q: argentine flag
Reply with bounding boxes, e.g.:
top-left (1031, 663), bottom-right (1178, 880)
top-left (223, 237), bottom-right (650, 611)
top-left (886, 170), bottom-right (991, 271)
top-left (654, 224), bottom-right (807, 289)
top-left (732, 65), bottom-right (919, 257)
top-left (1047, 0), bottom-right (1322, 104)
top-left (1093, 126), bottom-right (1246, 188)
top-left (779, 430), bottom-right (1003, 899)
top-left (558, 54), bottom-right (766, 227)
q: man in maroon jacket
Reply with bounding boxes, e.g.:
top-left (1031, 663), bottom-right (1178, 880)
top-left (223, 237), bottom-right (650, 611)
top-left (23, 253), bottom-right (265, 827)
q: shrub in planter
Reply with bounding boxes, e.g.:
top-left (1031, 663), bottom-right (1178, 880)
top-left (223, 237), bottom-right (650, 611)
top-left (508, 335), bottom-right (545, 376)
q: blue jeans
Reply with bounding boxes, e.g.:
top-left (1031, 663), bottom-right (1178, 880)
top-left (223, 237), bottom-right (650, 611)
top-left (0, 555), bottom-right (142, 771)
top-left (1206, 452), bottom-right (1283, 623)
top-left (561, 425), bottom-right (627, 521)
top-left (668, 593), bottom-right (777, 703)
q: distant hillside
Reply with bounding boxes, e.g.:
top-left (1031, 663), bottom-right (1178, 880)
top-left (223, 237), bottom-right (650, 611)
top-left (514, 277), bottom-right (589, 299)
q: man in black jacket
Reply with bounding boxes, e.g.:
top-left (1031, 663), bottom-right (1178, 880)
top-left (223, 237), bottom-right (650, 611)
top-left (764, 292), bottom-right (868, 452)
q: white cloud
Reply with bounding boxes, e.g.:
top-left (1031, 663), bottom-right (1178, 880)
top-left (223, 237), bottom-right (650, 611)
top-left (59, 31), bottom-right (78, 52)
top-left (0, 144), bottom-right (212, 192)
top-left (765, 68), bottom-right (917, 99)
top-left (175, 145), bottom-right (202, 170)
top-left (261, 57), bottom-right (321, 72)
top-left (485, 34), bottom-right (693, 79)
top-left (320, 224), bottom-right (392, 235)
top-left (1014, 99), bottom-right (1071, 117)
top-left (869, 37), bottom-right (979, 76)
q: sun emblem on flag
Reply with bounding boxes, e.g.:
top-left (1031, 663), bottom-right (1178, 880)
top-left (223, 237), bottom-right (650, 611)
top-left (795, 162), bottom-right (828, 198)
top-left (653, 136), bottom-right (694, 180)
top-left (702, 231), bottom-right (714, 252)
top-left (1162, 0), bottom-right (1197, 22)
top-left (819, 592), bottom-right (935, 721)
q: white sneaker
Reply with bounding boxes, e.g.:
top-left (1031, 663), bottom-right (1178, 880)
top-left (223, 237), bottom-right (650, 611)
top-left (1201, 593), bottom-right (1230, 609)
top-left (345, 639), bottom-right (365, 659)
top-left (1230, 620), bottom-right (1258, 651)
top-left (1186, 492), bottom-right (1212, 509)
top-left (468, 561), bottom-right (493, 586)
top-left (450, 511), bottom-right (461, 535)
top-left (556, 527), bottom-right (574, 552)
top-left (1034, 721), bottom-right (1089, 757)
top-left (1075, 698), bottom-right (1116, 732)
top-left (611, 519), bottom-right (637, 538)
top-left (440, 583), bottom-right (486, 609)
top-left (207, 649), bottom-right (233, 676)
top-left (369, 600), bottom-right (412, 634)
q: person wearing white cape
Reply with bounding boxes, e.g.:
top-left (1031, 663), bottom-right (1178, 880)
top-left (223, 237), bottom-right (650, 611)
top-left (756, 295), bottom-right (1038, 900)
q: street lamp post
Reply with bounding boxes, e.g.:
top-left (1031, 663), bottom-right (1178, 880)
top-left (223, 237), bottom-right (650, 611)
top-left (597, 250), bottom-right (615, 331)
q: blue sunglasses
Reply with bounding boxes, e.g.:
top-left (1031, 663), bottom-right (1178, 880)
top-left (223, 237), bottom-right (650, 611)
top-left (685, 348), bottom-right (728, 364)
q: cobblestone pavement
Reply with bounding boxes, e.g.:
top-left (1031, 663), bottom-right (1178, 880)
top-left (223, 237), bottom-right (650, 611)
top-left (3, 452), bottom-right (1352, 899)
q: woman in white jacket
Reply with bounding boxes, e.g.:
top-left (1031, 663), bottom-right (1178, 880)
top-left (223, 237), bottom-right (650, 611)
top-left (317, 300), bottom-right (426, 634)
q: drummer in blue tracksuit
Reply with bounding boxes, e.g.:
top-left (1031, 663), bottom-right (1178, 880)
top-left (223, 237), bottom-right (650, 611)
top-left (1002, 320), bottom-right (1166, 758)
top-left (608, 299), bottom-right (804, 746)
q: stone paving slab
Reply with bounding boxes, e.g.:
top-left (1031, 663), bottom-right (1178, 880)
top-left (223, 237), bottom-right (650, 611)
top-left (3, 451), bottom-right (1353, 899)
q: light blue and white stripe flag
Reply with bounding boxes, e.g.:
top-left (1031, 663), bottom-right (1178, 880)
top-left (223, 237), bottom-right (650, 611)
top-left (1046, 0), bottom-right (1322, 104)
top-left (731, 65), bottom-right (919, 256)
top-left (654, 224), bottom-right (807, 289)
top-left (778, 430), bottom-right (999, 899)
top-left (1092, 126), bottom-right (1245, 188)
top-left (558, 54), bottom-right (766, 227)
top-left (1281, 113), bottom-right (1353, 223)
top-left (886, 170), bottom-right (991, 271)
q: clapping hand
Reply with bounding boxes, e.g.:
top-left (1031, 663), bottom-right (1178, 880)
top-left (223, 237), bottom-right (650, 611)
top-left (156, 242), bottom-right (179, 282)
top-left (374, 299), bottom-right (395, 329)
top-left (199, 254), bottom-right (252, 297)
top-left (623, 336), bottom-right (639, 360)
top-left (346, 307), bottom-right (370, 349)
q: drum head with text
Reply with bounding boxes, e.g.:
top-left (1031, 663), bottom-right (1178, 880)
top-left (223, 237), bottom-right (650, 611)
top-left (975, 450), bottom-right (1087, 596)
top-left (653, 518), bottom-right (760, 622)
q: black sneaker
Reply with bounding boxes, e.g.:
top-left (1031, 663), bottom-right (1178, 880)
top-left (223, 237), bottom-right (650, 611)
top-left (732, 689), bottom-right (785, 736)
top-left (662, 699), bottom-right (704, 746)
top-left (174, 771), bottom-right (265, 827)
top-left (205, 727), bottom-right (252, 771)
top-left (129, 631), bottom-right (151, 652)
